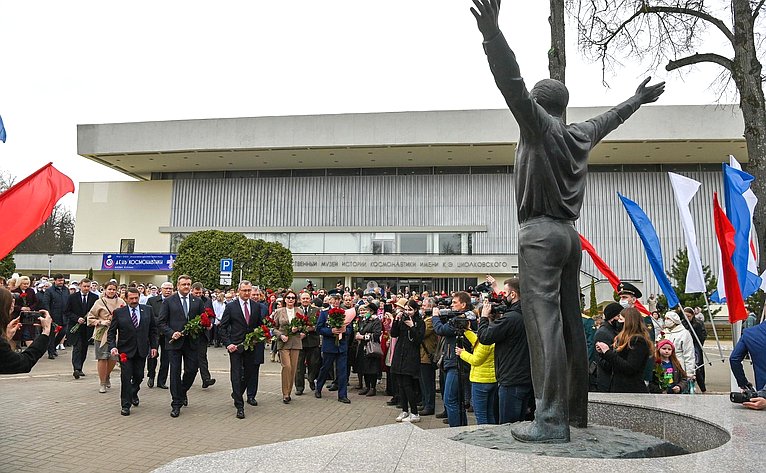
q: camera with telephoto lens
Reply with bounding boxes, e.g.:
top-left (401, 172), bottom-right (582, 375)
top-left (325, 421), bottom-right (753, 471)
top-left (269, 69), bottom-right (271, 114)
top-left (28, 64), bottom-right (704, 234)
top-left (730, 385), bottom-right (766, 403)
top-left (20, 311), bottom-right (43, 326)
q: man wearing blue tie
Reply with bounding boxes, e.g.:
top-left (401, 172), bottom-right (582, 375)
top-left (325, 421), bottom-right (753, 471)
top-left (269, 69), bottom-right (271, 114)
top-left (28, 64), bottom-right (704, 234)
top-left (108, 288), bottom-right (158, 416)
top-left (157, 275), bottom-right (204, 418)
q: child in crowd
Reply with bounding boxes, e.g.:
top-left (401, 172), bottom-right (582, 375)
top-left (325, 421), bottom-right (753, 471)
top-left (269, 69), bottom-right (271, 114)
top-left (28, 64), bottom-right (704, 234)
top-left (649, 339), bottom-right (689, 394)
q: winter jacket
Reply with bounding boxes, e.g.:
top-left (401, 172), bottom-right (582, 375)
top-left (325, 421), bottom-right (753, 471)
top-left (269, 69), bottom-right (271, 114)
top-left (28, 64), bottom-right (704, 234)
top-left (389, 314), bottom-right (424, 378)
top-left (593, 322), bottom-right (619, 392)
top-left (476, 301), bottom-right (531, 387)
top-left (419, 314), bottom-right (438, 364)
top-left (664, 324), bottom-right (696, 376)
top-left (432, 312), bottom-right (472, 373)
top-left (649, 360), bottom-right (690, 394)
top-left (601, 335), bottom-right (651, 393)
top-left (459, 330), bottom-right (496, 384)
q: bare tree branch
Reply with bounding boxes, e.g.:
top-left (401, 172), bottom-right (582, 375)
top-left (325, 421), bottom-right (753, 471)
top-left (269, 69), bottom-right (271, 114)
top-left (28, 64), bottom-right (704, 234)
top-left (754, 0), bottom-right (766, 22)
top-left (665, 52), bottom-right (734, 72)
top-left (642, 6), bottom-right (734, 43)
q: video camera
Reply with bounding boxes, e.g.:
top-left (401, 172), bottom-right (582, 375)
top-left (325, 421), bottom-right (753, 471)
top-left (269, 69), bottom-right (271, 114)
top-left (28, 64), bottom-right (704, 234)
top-left (438, 310), bottom-right (474, 331)
top-left (730, 385), bottom-right (766, 403)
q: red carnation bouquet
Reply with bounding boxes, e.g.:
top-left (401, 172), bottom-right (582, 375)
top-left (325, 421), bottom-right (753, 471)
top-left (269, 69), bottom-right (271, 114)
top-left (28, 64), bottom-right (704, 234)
top-left (263, 315), bottom-right (276, 329)
top-left (178, 308), bottom-right (213, 340)
top-left (327, 308), bottom-right (347, 346)
top-left (242, 324), bottom-right (273, 351)
top-left (119, 352), bottom-right (128, 363)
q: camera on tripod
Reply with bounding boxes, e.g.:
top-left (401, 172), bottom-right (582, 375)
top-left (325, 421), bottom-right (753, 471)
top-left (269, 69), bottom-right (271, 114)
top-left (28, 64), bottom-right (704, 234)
top-left (730, 385), bottom-right (766, 403)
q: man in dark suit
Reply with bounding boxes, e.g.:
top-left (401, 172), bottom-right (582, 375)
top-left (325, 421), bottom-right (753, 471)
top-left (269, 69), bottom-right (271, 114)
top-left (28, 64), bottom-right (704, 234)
top-left (65, 278), bottom-right (98, 379)
top-left (108, 288), bottom-right (158, 416)
top-left (314, 295), bottom-right (354, 404)
top-left (146, 282), bottom-right (173, 389)
top-left (295, 291), bottom-right (321, 395)
top-left (220, 280), bottom-right (264, 419)
top-left (157, 274), bottom-right (204, 418)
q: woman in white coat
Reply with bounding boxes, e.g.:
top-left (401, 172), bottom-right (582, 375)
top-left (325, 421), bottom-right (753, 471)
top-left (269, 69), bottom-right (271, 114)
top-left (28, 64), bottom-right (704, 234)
top-left (662, 311), bottom-right (696, 379)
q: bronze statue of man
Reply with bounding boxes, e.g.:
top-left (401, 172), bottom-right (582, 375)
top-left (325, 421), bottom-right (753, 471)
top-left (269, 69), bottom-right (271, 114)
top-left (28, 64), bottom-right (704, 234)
top-left (470, 0), bottom-right (665, 443)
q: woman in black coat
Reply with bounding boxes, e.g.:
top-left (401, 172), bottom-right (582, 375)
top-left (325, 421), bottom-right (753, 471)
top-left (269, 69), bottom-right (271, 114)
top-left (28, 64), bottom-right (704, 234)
top-left (595, 307), bottom-right (653, 394)
top-left (354, 302), bottom-right (383, 396)
top-left (390, 300), bottom-right (425, 422)
top-left (1, 288), bottom-right (53, 374)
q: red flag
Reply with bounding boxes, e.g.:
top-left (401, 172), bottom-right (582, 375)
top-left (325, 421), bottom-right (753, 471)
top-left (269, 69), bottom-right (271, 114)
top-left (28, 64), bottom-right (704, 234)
top-left (0, 163), bottom-right (74, 259)
top-left (579, 234), bottom-right (650, 315)
top-left (713, 193), bottom-right (748, 323)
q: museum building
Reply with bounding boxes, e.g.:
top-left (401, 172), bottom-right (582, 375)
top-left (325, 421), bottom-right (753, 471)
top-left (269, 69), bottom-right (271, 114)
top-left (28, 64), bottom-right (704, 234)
top-left (15, 105), bottom-right (743, 295)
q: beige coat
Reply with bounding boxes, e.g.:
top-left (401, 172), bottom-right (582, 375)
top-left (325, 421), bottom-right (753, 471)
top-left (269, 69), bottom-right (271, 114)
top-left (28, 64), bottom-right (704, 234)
top-left (86, 296), bottom-right (126, 347)
top-left (271, 307), bottom-right (304, 350)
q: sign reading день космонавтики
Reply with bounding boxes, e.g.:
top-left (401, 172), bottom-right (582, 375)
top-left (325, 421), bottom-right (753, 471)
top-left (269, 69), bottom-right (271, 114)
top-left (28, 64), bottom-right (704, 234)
top-left (101, 254), bottom-right (176, 271)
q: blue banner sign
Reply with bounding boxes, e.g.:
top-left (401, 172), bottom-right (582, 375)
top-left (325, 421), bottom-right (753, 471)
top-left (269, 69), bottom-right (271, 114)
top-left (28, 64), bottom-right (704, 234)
top-left (102, 254), bottom-right (176, 271)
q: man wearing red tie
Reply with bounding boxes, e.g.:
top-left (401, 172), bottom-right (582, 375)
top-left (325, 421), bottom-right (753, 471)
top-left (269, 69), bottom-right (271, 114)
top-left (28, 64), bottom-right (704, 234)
top-left (108, 288), bottom-right (158, 416)
top-left (220, 280), bottom-right (264, 419)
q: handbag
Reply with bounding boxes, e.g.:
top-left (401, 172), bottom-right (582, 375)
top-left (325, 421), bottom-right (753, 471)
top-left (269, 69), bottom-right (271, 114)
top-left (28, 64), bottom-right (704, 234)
top-left (365, 338), bottom-right (383, 358)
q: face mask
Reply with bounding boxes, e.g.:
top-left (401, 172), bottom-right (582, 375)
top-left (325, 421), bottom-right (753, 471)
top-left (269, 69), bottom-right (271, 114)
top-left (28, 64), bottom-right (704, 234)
top-left (665, 320), bottom-right (675, 329)
top-left (619, 300), bottom-right (630, 309)
top-left (612, 320), bottom-right (624, 332)
top-left (470, 298), bottom-right (477, 304)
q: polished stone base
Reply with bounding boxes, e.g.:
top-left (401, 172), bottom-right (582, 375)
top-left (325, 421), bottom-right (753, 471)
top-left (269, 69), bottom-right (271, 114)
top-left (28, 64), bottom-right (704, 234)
top-left (154, 394), bottom-right (763, 472)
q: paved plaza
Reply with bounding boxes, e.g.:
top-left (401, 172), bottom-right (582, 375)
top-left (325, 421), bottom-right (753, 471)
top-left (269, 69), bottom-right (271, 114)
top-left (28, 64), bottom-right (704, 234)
top-left (0, 342), bottom-right (749, 473)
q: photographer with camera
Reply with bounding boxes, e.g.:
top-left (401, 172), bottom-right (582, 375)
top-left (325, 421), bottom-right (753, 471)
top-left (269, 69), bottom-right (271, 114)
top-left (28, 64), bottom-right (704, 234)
top-left (476, 277), bottom-right (532, 424)
top-left (730, 319), bottom-right (766, 410)
top-left (1, 287), bottom-right (53, 374)
top-left (432, 291), bottom-right (474, 427)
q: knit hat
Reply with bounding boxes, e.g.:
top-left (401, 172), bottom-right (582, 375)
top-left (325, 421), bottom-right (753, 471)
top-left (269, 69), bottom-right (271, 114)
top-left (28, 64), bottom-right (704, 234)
top-left (664, 311), bottom-right (682, 327)
top-left (603, 302), bottom-right (623, 321)
top-left (656, 339), bottom-right (675, 352)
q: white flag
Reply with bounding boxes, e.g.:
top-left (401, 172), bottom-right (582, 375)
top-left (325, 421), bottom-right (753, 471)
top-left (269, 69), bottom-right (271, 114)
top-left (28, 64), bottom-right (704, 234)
top-left (668, 172), bottom-right (707, 293)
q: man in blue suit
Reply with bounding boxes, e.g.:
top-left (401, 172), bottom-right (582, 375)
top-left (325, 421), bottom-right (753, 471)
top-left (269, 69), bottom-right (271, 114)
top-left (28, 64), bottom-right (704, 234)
top-left (108, 288), bottom-right (158, 416)
top-left (314, 294), bottom-right (353, 403)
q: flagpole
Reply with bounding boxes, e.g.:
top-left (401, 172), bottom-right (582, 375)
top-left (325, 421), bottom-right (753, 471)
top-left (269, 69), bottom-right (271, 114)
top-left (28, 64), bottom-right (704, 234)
top-left (702, 295), bottom-right (725, 361)
top-left (676, 303), bottom-right (713, 371)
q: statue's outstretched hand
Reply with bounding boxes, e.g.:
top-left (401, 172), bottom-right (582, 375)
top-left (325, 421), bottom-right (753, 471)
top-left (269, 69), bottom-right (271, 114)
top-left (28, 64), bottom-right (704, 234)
top-left (635, 77), bottom-right (665, 105)
top-left (470, 0), bottom-right (501, 42)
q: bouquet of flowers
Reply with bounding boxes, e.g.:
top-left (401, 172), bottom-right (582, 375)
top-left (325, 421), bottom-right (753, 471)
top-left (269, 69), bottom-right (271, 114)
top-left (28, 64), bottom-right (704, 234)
top-left (178, 309), bottom-right (213, 340)
top-left (241, 324), bottom-right (273, 351)
top-left (263, 315), bottom-right (276, 329)
top-left (119, 352), bottom-right (128, 363)
top-left (327, 308), bottom-right (347, 346)
top-left (289, 312), bottom-right (311, 335)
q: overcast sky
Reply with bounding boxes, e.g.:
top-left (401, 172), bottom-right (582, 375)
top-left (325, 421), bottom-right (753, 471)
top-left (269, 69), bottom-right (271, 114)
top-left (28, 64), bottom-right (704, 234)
top-left (0, 1), bottom-right (739, 213)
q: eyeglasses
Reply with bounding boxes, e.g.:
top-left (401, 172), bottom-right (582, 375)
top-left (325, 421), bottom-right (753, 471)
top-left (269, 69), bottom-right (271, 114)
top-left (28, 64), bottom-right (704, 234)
top-left (285, 296), bottom-right (296, 300)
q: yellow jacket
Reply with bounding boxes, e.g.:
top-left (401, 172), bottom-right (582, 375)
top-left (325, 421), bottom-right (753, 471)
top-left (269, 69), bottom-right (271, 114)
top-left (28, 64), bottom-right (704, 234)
top-left (458, 330), bottom-right (496, 384)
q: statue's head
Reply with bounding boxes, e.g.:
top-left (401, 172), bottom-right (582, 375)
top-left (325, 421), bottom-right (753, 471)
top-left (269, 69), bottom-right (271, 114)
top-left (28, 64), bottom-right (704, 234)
top-left (530, 79), bottom-right (569, 118)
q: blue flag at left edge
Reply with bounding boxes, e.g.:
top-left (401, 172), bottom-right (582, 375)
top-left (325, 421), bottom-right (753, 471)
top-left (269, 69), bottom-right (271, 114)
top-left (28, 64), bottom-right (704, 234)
top-left (618, 193), bottom-right (681, 308)
top-left (0, 115), bottom-right (6, 143)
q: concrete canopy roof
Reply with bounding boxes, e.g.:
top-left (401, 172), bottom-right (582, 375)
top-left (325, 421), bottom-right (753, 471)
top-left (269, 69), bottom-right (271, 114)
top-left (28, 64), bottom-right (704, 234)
top-left (77, 105), bottom-right (747, 179)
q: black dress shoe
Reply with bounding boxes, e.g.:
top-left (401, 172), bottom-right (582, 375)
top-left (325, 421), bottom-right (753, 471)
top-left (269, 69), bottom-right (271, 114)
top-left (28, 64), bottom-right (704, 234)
top-left (131, 398), bottom-right (139, 407)
top-left (157, 382), bottom-right (168, 389)
top-left (338, 397), bottom-right (351, 404)
top-left (236, 408), bottom-right (245, 419)
top-left (73, 371), bottom-right (80, 380)
top-left (442, 418), bottom-right (449, 424)
top-left (435, 410), bottom-right (448, 419)
top-left (247, 398), bottom-right (258, 406)
top-left (386, 398), bottom-right (399, 406)
top-left (121, 408), bottom-right (130, 416)
top-left (420, 408), bottom-right (435, 416)
top-left (328, 384), bottom-right (339, 392)
top-left (309, 381), bottom-right (316, 391)
top-left (182, 397), bottom-right (188, 407)
top-left (170, 408), bottom-right (180, 418)
top-left (295, 389), bottom-right (304, 396)
top-left (283, 397), bottom-right (290, 404)
top-left (315, 390), bottom-right (322, 399)
top-left (202, 378), bottom-right (216, 388)
top-left (147, 377), bottom-right (154, 388)
top-left (48, 354), bottom-right (55, 359)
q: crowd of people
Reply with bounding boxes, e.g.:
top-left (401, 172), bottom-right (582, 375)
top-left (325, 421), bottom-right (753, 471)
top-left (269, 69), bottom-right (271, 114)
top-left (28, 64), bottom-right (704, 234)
top-left (2, 272), bottom-right (765, 421)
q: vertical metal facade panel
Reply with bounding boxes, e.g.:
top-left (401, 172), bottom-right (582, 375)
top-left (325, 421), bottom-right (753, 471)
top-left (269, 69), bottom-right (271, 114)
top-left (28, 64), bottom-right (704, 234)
top-left (170, 171), bottom-right (721, 295)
